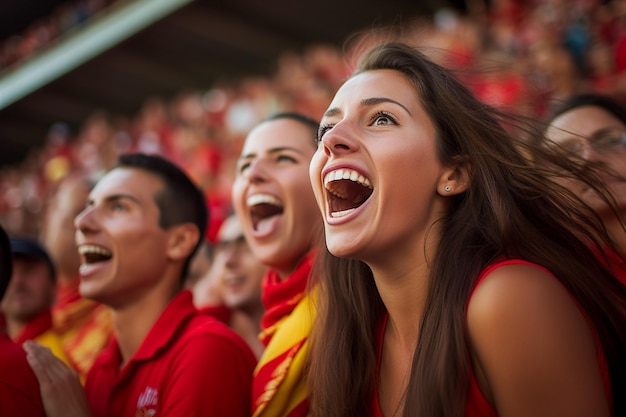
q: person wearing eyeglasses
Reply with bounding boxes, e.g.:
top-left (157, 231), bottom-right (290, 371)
top-left (544, 93), bottom-right (626, 285)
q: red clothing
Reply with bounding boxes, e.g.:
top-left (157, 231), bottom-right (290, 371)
top-left (15, 310), bottom-right (53, 344)
top-left (615, 34), bottom-right (626, 73)
top-left (198, 303), bottom-right (233, 324)
top-left (85, 291), bottom-right (257, 417)
top-left (14, 310), bottom-right (71, 367)
top-left (606, 251), bottom-right (626, 286)
top-left (258, 252), bottom-right (313, 346)
top-left (371, 259), bottom-right (612, 417)
top-left (253, 252), bottom-right (316, 417)
top-left (0, 333), bottom-right (45, 417)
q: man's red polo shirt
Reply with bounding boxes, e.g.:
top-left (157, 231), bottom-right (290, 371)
top-left (0, 333), bottom-right (45, 416)
top-left (85, 290), bottom-right (257, 417)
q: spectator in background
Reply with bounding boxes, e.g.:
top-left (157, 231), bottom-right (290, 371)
top-left (24, 153), bottom-right (256, 417)
top-left (0, 225), bottom-right (46, 417)
top-left (232, 112), bottom-right (322, 417)
top-left (41, 173), bottom-right (113, 380)
top-left (543, 92), bottom-right (626, 285)
top-left (1, 237), bottom-right (70, 365)
top-left (184, 238), bottom-right (213, 290)
top-left (194, 213), bottom-right (266, 358)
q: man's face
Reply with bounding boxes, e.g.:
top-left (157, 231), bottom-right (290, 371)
top-left (214, 216), bottom-right (266, 311)
top-left (1, 256), bottom-right (55, 321)
top-left (74, 167), bottom-right (173, 308)
top-left (545, 105), bottom-right (626, 218)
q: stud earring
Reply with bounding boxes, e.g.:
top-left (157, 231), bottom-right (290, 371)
top-left (444, 185), bottom-right (451, 192)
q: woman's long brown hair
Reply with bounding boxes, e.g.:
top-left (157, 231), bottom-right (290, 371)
top-left (307, 42), bottom-right (626, 417)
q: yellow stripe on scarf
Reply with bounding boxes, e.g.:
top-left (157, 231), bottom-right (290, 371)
top-left (253, 292), bottom-right (316, 417)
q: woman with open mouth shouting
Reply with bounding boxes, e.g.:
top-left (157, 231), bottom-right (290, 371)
top-left (307, 43), bottom-right (626, 417)
top-left (232, 112), bottom-right (323, 417)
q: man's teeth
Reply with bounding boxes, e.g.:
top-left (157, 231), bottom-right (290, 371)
top-left (246, 194), bottom-right (282, 207)
top-left (78, 245), bottom-right (112, 256)
top-left (324, 169), bottom-right (372, 188)
top-left (224, 276), bottom-right (244, 286)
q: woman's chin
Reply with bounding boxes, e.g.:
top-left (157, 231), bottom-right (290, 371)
top-left (326, 238), bottom-right (360, 259)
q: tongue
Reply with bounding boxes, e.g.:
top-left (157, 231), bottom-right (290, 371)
top-left (254, 214), bottom-right (281, 237)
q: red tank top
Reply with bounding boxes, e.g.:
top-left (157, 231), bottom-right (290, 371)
top-left (371, 259), bottom-right (612, 417)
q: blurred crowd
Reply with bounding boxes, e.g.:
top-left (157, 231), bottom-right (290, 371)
top-left (2, 0), bottom-right (626, 240)
top-left (0, 0), bottom-right (120, 72)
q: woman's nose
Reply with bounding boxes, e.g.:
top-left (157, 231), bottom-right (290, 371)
top-left (243, 159), bottom-right (268, 183)
top-left (320, 121), bottom-right (359, 157)
top-left (74, 206), bottom-right (97, 234)
top-left (580, 141), bottom-right (603, 161)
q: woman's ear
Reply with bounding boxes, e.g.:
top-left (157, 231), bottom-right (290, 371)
top-left (167, 223), bottom-right (200, 261)
top-left (437, 157), bottom-right (470, 196)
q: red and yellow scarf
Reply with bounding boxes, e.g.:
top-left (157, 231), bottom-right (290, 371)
top-left (252, 252), bottom-right (316, 417)
top-left (53, 278), bottom-right (113, 381)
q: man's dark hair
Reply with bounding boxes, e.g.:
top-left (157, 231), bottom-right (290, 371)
top-left (546, 93), bottom-right (626, 126)
top-left (116, 153), bottom-right (208, 280)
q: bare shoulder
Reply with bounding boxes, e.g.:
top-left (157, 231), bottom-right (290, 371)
top-left (466, 262), bottom-right (610, 417)
top-left (468, 263), bottom-right (574, 325)
top-left (467, 262), bottom-right (592, 350)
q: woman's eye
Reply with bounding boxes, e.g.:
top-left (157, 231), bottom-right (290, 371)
top-left (238, 162), bottom-right (250, 174)
top-left (277, 154), bottom-right (296, 163)
top-left (318, 124), bottom-right (333, 141)
top-left (372, 112), bottom-right (396, 126)
top-left (595, 135), bottom-right (623, 149)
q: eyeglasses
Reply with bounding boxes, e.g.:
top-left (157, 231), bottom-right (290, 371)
top-left (556, 131), bottom-right (626, 157)
top-left (215, 235), bottom-right (247, 253)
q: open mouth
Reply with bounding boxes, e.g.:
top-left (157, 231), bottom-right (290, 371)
top-left (78, 244), bottom-right (113, 265)
top-left (223, 274), bottom-right (245, 287)
top-left (247, 194), bottom-right (284, 231)
top-left (324, 168), bottom-right (373, 218)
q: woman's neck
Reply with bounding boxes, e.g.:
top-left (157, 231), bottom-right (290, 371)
top-left (373, 261), bottom-right (429, 353)
top-left (375, 265), bottom-right (428, 417)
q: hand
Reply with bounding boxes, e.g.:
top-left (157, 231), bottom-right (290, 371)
top-left (23, 340), bottom-right (92, 417)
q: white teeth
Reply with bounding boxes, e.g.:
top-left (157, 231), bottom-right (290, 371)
top-left (224, 275), bottom-right (244, 286)
top-left (331, 208), bottom-right (356, 218)
top-left (324, 169), bottom-right (372, 188)
top-left (246, 194), bottom-right (282, 207)
top-left (78, 245), bottom-right (112, 257)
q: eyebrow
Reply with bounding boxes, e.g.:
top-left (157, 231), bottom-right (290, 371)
top-left (556, 126), bottom-right (624, 142)
top-left (589, 126), bottom-right (625, 138)
top-left (323, 97), bottom-right (412, 118)
top-left (87, 193), bottom-right (142, 206)
top-left (239, 146), bottom-right (306, 161)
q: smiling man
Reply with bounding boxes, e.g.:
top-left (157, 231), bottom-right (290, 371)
top-left (0, 226), bottom-right (46, 417)
top-left (24, 153), bottom-right (256, 417)
top-left (1, 238), bottom-right (70, 367)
